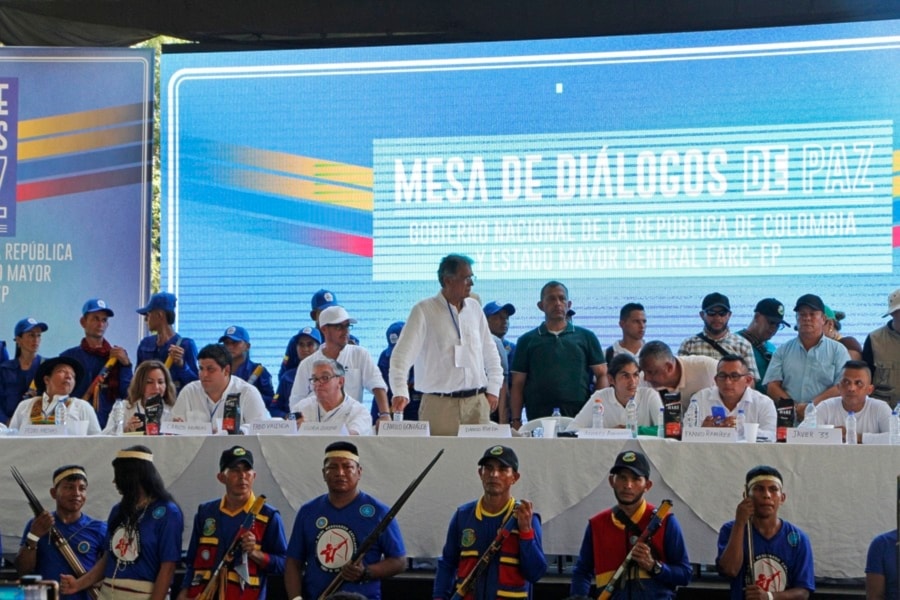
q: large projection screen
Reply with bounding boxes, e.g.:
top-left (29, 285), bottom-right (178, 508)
top-left (161, 20), bottom-right (899, 376)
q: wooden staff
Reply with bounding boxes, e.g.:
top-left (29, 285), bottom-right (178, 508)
top-left (598, 499), bottom-right (673, 600)
top-left (318, 449), bottom-right (444, 600)
top-left (11, 466), bottom-right (99, 600)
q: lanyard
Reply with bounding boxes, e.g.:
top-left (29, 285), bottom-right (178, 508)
top-left (446, 300), bottom-right (462, 342)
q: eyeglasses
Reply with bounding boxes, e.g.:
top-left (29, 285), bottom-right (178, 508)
top-left (714, 372), bottom-right (747, 382)
top-left (704, 310), bottom-right (730, 317)
top-left (454, 274), bottom-right (476, 284)
top-left (309, 374), bottom-right (339, 384)
top-left (325, 322), bottom-right (353, 331)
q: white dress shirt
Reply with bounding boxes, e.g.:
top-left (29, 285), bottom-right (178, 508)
top-left (9, 394), bottom-right (101, 435)
top-left (172, 376), bottom-right (270, 430)
top-left (569, 387), bottom-right (662, 430)
top-left (290, 393), bottom-right (372, 435)
top-left (389, 293), bottom-right (503, 398)
top-left (288, 344), bottom-right (386, 408)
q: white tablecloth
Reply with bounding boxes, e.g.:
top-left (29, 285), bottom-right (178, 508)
top-left (0, 435), bottom-right (894, 580)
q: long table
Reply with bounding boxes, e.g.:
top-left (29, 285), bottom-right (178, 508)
top-left (0, 435), bottom-right (895, 580)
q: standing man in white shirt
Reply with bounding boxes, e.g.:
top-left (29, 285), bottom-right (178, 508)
top-left (172, 344), bottom-right (270, 431)
top-left (389, 254), bottom-right (503, 436)
top-left (288, 305), bottom-right (391, 425)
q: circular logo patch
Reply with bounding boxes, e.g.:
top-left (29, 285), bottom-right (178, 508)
top-left (77, 541), bottom-right (91, 554)
top-left (622, 451), bottom-right (637, 463)
top-left (152, 506), bottom-right (166, 519)
top-left (315, 525), bottom-right (356, 571)
top-left (315, 516), bottom-right (329, 529)
top-left (461, 528), bottom-right (476, 548)
top-left (489, 446), bottom-right (504, 456)
top-left (201, 549), bottom-right (211, 561)
top-left (359, 504), bottom-right (375, 518)
top-left (787, 531), bottom-right (799, 547)
top-left (233, 447), bottom-right (247, 456)
top-left (202, 518), bottom-right (216, 536)
top-left (110, 526), bottom-right (140, 563)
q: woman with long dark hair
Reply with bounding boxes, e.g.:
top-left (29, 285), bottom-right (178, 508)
top-left (60, 445), bottom-right (184, 600)
top-left (0, 318), bottom-right (47, 425)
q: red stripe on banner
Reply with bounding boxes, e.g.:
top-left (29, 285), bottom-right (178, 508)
top-left (894, 225), bottom-right (899, 248)
top-left (17, 166), bottom-right (143, 202)
top-left (294, 223), bottom-right (373, 257)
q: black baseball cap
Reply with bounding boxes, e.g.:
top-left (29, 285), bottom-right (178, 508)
top-left (793, 293), bottom-right (825, 313)
top-left (478, 445), bottom-right (519, 472)
top-left (754, 298), bottom-right (790, 326)
top-left (702, 292), bottom-right (730, 311)
top-left (610, 450), bottom-right (650, 479)
top-left (219, 446), bottom-right (254, 471)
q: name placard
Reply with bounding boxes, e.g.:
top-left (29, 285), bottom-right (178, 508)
top-left (458, 423), bottom-right (511, 438)
top-left (862, 432), bottom-right (891, 445)
top-left (248, 419), bottom-right (297, 435)
top-left (378, 421), bottom-right (430, 437)
top-left (18, 424), bottom-right (62, 437)
top-left (577, 428), bottom-right (634, 439)
top-left (299, 422), bottom-right (349, 436)
top-left (681, 427), bottom-right (738, 443)
top-left (786, 427), bottom-right (842, 445)
top-left (160, 421), bottom-right (213, 436)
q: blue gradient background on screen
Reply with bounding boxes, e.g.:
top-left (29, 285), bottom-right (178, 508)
top-left (162, 20), bottom-right (899, 375)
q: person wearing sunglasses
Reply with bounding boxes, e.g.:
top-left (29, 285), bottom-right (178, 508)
top-left (678, 292), bottom-right (760, 383)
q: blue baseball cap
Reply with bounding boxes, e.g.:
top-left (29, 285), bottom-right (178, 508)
top-left (311, 289), bottom-right (338, 311)
top-left (15, 318), bottom-right (48, 337)
top-left (136, 292), bottom-right (177, 315)
top-left (386, 321), bottom-right (404, 345)
top-left (297, 326), bottom-right (323, 344)
top-left (219, 326), bottom-right (250, 344)
top-left (82, 298), bottom-right (114, 317)
top-left (483, 301), bottom-right (516, 317)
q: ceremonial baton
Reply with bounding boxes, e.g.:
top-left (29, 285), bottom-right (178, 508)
top-left (450, 501), bottom-right (520, 600)
top-left (597, 499), bottom-right (673, 600)
top-left (196, 495), bottom-right (267, 600)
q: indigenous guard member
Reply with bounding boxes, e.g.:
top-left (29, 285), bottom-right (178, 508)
top-left (179, 446), bottom-right (286, 600)
top-left (433, 445), bottom-right (547, 600)
top-left (15, 465), bottom-right (107, 600)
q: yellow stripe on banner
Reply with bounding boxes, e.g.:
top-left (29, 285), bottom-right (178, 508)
top-left (19, 123), bottom-right (144, 161)
top-left (893, 175), bottom-right (900, 198)
top-left (224, 167), bottom-right (373, 212)
top-left (20, 104), bottom-right (144, 140)
top-left (893, 149), bottom-right (900, 172)
top-left (231, 145), bottom-right (373, 189)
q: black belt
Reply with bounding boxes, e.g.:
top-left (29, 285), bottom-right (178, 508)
top-left (427, 387), bottom-right (487, 398)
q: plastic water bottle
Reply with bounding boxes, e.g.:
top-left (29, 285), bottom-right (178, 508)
top-left (625, 397), bottom-right (638, 438)
top-left (551, 407), bottom-right (561, 418)
top-left (112, 400), bottom-right (127, 435)
top-left (736, 408), bottom-right (746, 441)
top-left (591, 399), bottom-right (604, 429)
top-left (392, 411), bottom-right (403, 422)
top-left (845, 410), bottom-right (857, 445)
top-left (889, 404), bottom-right (900, 444)
top-left (683, 397), bottom-right (700, 429)
top-left (54, 402), bottom-right (67, 435)
top-left (657, 406), bottom-right (666, 439)
top-left (802, 401), bottom-right (817, 429)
